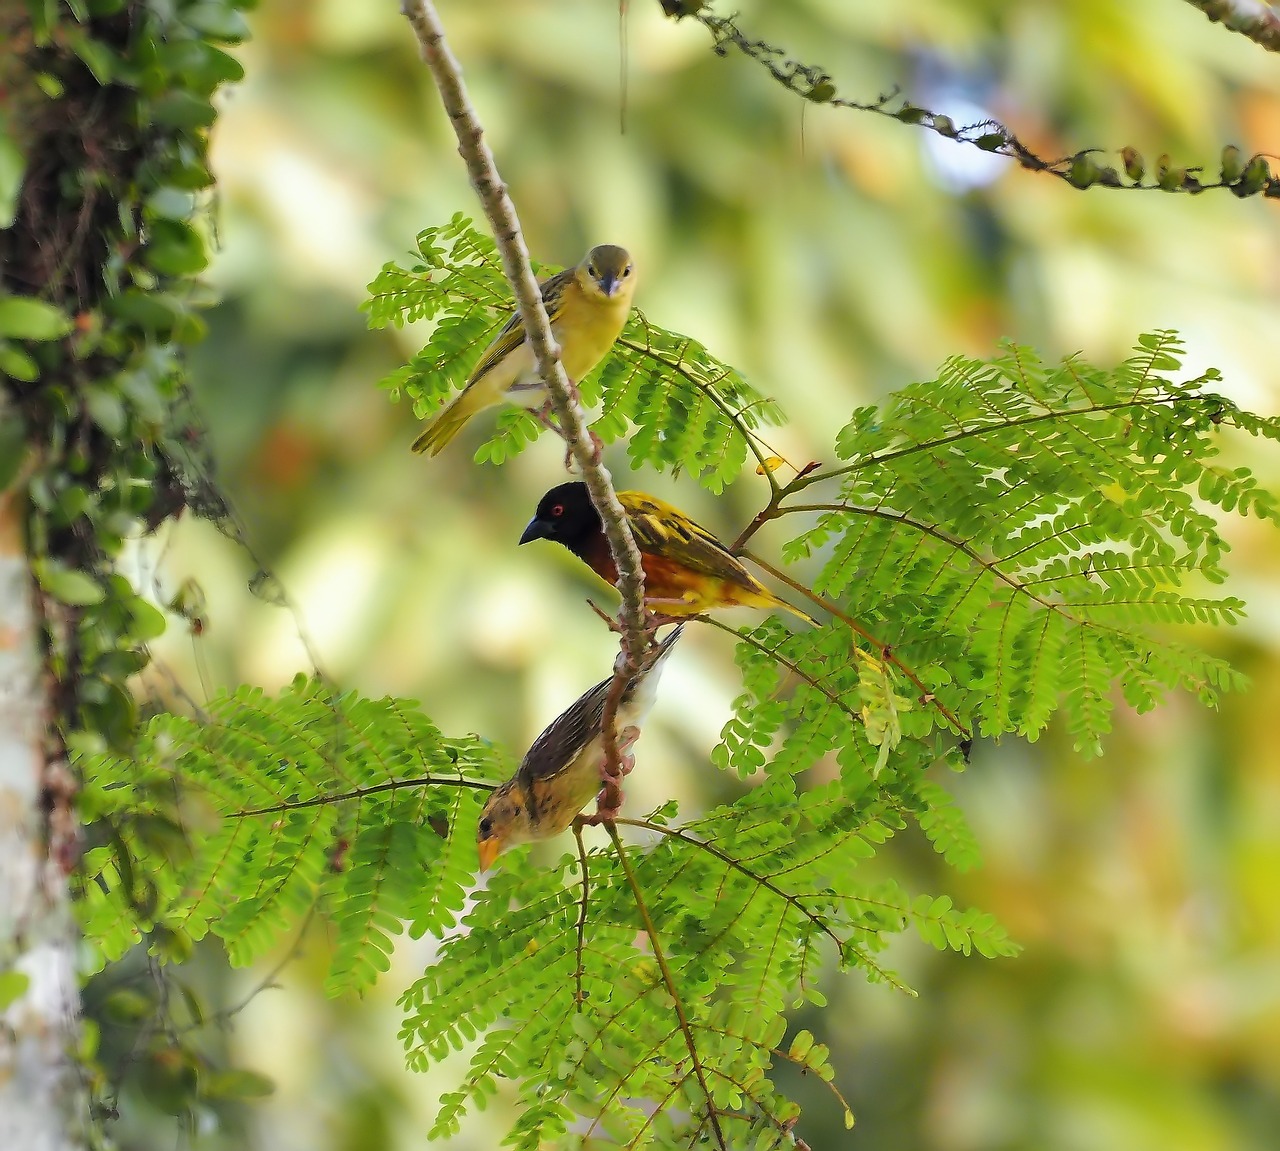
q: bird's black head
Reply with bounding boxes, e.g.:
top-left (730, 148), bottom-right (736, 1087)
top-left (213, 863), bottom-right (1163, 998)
top-left (519, 481), bottom-right (601, 556)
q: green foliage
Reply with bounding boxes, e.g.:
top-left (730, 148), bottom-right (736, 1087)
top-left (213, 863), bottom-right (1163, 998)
top-left (79, 677), bottom-right (504, 996)
top-left (78, 301), bottom-right (1280, 1144)
top-left (2, 0), bottom-right (253, 758)
top-left (363, 214), bottom-right (783, 492)
top-left (401, 778), bottom-right (1014, 1148)
top-left (781, 332), bottom-right (1272, 754)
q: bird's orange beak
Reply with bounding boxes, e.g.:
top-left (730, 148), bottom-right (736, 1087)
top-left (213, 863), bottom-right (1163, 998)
top-left (476, 836), bottom-right (503, 872)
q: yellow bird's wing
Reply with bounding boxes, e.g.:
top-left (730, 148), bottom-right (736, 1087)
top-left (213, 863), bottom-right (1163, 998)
top-left (467, 266), bottom-right (576, 385)
top-left (411, 267), bottom-right (577, 455)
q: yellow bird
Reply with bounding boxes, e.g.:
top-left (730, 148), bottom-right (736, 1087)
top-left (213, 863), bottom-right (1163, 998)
top-left (411, 244), bottom-right (637, 455)
top-left (476, 626), bottom-right (682, 871)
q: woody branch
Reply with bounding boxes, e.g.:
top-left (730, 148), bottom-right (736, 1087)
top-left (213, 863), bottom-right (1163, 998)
top-left (400, 0), bottom-right (651, 796)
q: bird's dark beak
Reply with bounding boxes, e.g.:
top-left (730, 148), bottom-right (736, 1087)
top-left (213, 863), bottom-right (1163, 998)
top-left (519, 517), bottom-right (548, 545)
top-left (598, 272), bottom-right (620, 298)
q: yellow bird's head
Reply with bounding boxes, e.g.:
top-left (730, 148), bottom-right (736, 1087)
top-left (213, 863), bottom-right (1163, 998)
top-left (575, 244), bottom-right (636, 302)
top-left (476, 779), bottom-right (534, 871)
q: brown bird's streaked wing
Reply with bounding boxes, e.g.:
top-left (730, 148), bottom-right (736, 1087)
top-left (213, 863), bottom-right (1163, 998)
top-left (516, 678), bottom-right (611, 789)
top-left (514, 623), bottom-right (683, 797)
top-left (620, 492), bottom-right (763, 590)
top-left (467, 266), bottom-right (576, 385)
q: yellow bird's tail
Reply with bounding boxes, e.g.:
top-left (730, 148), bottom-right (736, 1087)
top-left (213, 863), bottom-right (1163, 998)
top-left (411, 388), bottom-right (492, 456)
top-left (758, 589), bottom-right (818, 627)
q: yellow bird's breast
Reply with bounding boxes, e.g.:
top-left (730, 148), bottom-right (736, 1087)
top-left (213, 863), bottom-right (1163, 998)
top-left (552, 286), bottom-right (633, 382)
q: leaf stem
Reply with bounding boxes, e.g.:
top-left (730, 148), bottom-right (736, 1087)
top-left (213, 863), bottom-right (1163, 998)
top-left (606, 823), bottom-right (727, 1150)
top-left (229, 774), bottom-right (492, 819)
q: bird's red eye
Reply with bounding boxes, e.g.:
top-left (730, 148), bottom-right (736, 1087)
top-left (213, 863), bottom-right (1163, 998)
top-left (551, 504), bottom-right (564, 517)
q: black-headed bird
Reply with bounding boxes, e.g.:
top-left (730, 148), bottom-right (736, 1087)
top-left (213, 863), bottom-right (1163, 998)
top-left (519, 482), bottom-right (815, 623)
top-left (411, 245), bottom-right (636, 455)
top-left (475, 626), bottom-right (681, 871)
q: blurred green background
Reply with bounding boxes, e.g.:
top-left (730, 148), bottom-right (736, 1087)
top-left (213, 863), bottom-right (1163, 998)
top-left (118, 1), bottom-right (1280, 1148)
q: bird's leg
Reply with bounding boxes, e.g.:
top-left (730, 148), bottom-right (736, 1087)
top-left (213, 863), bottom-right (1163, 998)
top-left (614, 725), bottom-right (641, 777)
top-left (530, 399), bottom-right (560, 433)
top-left (580, 726), bottom-right (641, 825)
top-left (637, 599), bottom-right (689, 636)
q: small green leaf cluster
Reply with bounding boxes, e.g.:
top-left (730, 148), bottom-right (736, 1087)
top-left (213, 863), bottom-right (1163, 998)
top-left (782, 333), bottom-right (1273, 754)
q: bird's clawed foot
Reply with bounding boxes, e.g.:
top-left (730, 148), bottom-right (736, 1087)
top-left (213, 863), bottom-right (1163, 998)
top-left (581, 726), bottom-right (641, 824)
top-left (643, 609), bottom-right (683, 637)
top-left (531, 400), bottom-right (560, 434)
top-left (563, 429), bottom-right (605, 473)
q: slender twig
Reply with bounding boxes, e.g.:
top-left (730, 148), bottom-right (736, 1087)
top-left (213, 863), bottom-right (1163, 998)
top-left (786, 394), bottom-right (1192, 493)
top-left (1180, 0), bottom-right (1280, 53)
top-left (669, 4), bottom-right (1280, 199)
top-left (606, 823), bottom-right (727, 1150)
top-left (572, 822), bottom-right (591, 1010)
top-left (173, 905), bottom-right (319, 1033)
top-left (400, 0), bottom-right (651, 792)
top-left (229, 774), bottom-right (493, 819)
top-left (613, 816), bottom-right (908, 990)
top-left (698, 616), bottom-right (865, 733)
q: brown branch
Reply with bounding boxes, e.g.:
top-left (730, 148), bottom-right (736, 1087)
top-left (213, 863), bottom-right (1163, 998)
top-left (667, 3), bottom-right (1280, 200)
top-left (400, 0), bottom-right (651, 792)
top-left (228, 774), bottom-right (493, 819)
top-left (571, 822), bottom-right (590, 1010)
top-left (1182, 0), bottom-right (1280, 52)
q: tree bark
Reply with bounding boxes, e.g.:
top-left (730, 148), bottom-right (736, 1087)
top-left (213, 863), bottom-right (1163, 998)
top-left (0, 478), bottom-right (88, 1151)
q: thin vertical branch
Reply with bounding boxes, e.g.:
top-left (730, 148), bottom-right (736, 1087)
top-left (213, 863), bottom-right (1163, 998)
top-left (400, 0), bottom-right (651, 783)
top-left (606, 823), bottom-right (727, 1150)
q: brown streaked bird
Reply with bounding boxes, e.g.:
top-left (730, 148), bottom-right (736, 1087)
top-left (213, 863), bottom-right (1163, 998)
top-left (410, 244), bottom-right (637, 455)
top-left (519, 482), bottom-right (816, 623)
top-left (475, 626), bottom-right (682, 871)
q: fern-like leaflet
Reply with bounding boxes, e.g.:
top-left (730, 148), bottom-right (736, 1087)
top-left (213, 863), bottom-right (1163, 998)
top-left (78, 678), bottom-right (504, 994)
top-left (771, 333), bottom-right (1276, 755)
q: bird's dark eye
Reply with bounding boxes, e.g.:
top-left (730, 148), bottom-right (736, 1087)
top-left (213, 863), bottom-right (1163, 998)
top-left (587, 265), bottom-right (598, 277)
top-left (551, 503), bottom-right (564, 517)
top-left (479, 817), bottom-right (492, 837)
top-left (622, 265), bottom-right (633, 277)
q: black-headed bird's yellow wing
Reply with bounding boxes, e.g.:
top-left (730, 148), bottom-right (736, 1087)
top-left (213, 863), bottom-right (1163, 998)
top-left (618, 491), bottom-right (762, 589)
